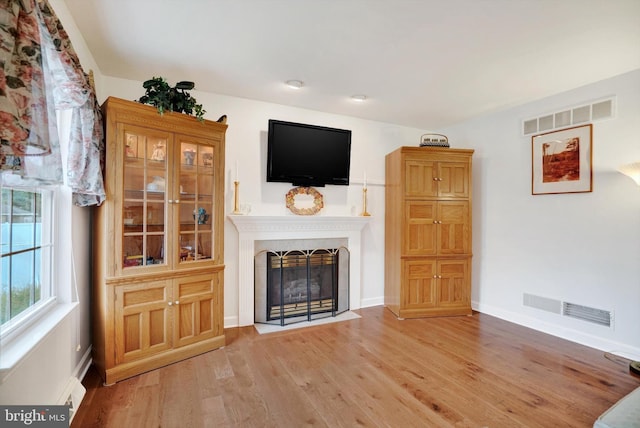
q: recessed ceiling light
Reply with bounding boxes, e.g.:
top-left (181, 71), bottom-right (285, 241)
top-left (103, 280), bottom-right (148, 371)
top-left (351, 94), bottom-right (367, 102)
top-left (285, 80), bottom-right (304, 89)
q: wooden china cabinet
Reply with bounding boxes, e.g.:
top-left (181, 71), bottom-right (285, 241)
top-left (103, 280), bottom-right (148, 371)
top-left (92, 97), bottom-right (226, 384)
top-left (385, 146), bottom-right (473, 319)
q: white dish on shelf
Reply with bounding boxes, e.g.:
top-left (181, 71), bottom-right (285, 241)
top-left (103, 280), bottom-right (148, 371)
top-left (146, 176), bottom-right (165, 191)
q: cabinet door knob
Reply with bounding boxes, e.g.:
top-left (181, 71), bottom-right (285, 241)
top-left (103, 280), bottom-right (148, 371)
top-left (167, 199), bottom-right (174, 204)
top-left (438, 275), bottom-right (442, 279)
top-left (174, 300), bottom-right (180, 305)
top-left (433, 275), bottom-right (438, 278)
top-left (174, 199), bottom-right (180, 204)
top-left (168, 301), bottom-right (173, 306)
top-left (433, 220), bottom-right (438, 224)
top-left (438, 220), bottom-right (442, 224)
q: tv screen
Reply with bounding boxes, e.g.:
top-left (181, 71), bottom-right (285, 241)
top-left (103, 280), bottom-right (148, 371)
top-left (267, 119), bottom-right (352, 187)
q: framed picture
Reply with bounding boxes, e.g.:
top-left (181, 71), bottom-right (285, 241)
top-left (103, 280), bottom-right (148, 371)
top-left (531, 124), bottom-right (592, 195)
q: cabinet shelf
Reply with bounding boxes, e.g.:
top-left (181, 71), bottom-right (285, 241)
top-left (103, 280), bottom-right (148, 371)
top-left (125, 159), bottom-right (215, 171)
top-left (181, 164), bottom-right (214, 171)
top-left (123, 190), bottom-right (213, 200)
top-left (125, 157), bottom-right (166, 167)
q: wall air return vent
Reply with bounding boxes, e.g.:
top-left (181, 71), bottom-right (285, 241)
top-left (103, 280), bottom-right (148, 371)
top-left (562, 302), bottom-right (612, 327)
top-left (522, 96), bottom-right (615, 136)
top-left (523, 293), bottom-right (613, 328)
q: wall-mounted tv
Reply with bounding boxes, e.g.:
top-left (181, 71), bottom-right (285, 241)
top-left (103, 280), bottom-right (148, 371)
top-left (266, 119), bottom-right (352, 187)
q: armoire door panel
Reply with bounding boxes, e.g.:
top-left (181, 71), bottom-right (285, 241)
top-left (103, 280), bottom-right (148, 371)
top-left (437, 260), bottom-right (469, 308)
top-left (148, 308), bottom-right (167, 346)
top-left (404, 201), bottom-right (437, 255)
top-left (438, 162), bottom-right (470, 198)
top-left (122, 314), bottom-right (140, 354)
top-left (438, 201), bottom-right (469, 255)
top-left (405, 161), bottom-right (436, 197)
top-left (173, 274), bottom-right (219, 348)
top-left (403, 260), bottom-right (436, 309)
top-left (115, 281), bottom-right (172, 364)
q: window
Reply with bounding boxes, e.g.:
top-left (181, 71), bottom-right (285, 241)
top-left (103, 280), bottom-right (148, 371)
top-left (0, 111), bottom-right (77, 375)
top-left (0, 187), bottom-right (55, 336)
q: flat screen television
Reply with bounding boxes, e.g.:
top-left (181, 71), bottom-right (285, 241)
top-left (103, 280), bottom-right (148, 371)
top-left (266, 119), bottom-right (352, 187)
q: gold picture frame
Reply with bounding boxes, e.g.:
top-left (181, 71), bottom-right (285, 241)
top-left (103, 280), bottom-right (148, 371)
top-left (531, 124), bottom-right (593, 195)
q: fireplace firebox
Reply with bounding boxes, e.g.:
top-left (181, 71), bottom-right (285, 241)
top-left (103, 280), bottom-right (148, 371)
top-left (255, 247), bottom-right (349, 326)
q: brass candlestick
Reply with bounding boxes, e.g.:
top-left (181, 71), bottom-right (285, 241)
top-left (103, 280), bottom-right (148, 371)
top-left (233, 181), bottom-right (241, 214)
top-left (361, 187), bottom-right (371, 216)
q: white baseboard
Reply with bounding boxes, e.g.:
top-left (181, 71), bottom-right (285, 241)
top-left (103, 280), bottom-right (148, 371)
top-left (360, 297), bottom-right (384, 308)
top-left (224, 315), bottom-right (240, 328)
top-left (58, 346), bottom-right (92, 423)
top-left (74, 346), bottom-right (92, 381)
top-left (57, 376), bottom-right (85, 423)
top-left (472, 300), bottom-right (640, 360)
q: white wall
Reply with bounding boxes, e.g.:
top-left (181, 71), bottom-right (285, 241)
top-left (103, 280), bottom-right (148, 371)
top-left (99, 76), bottom-right (430, 324)
top-left (438, 69), bottom-right (640, 358)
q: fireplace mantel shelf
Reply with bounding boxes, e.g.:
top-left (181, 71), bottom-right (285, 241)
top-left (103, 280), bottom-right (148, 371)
top-left (228, 215), bottom-right (370, 233)
top-left (228, 214), bottom-right (371, 326)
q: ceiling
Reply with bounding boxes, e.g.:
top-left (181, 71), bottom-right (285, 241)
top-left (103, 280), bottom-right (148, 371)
top-left (63, 0), bottom-right (640, 130)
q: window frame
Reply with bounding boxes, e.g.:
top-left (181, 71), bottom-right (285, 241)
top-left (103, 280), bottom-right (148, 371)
top-left (0, 186), bottom-right (57, 345)
top-left (0, 109), bottom-right (80, 379)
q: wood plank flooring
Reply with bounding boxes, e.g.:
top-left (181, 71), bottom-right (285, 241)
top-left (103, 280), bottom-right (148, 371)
top-left (72, 306), bottom-right (640, 427)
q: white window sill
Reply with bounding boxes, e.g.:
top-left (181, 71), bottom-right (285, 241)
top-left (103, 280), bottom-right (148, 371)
top-left (0, 302), bottom-right (78, 383)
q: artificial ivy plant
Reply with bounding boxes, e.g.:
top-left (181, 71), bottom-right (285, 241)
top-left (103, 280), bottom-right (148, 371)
top-left (137, 77), bottom-right (206, 121)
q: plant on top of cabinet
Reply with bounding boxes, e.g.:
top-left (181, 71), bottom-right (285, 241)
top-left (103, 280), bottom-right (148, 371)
top-left (137, 76), bottom-right (206, 121)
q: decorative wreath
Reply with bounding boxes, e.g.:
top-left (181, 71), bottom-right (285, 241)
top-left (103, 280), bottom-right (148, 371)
top-left (285, 186), bottom-right (324, 215)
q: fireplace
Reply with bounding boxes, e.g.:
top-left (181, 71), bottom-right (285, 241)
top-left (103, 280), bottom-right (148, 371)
top-left (228, 215), bottom-right (369, 327)
top-left (255, 248), bottom-right (349, 325)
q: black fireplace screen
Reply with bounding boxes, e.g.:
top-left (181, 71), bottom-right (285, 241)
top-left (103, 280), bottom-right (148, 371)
top-left (258, 247), bottom-right (348, 326)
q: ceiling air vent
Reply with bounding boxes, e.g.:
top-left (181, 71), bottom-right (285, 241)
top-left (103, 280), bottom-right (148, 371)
top-left (522, 96), bottom-right (615, 136)
top-left (562, 302), bottom-right (612, 327)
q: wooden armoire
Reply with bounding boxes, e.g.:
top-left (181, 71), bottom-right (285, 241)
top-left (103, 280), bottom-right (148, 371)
top-left (384, 146), bottom-right (473, 318)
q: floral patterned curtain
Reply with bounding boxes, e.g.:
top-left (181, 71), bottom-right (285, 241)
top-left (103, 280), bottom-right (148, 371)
top-left (0, 0), bottom-right (105, 206)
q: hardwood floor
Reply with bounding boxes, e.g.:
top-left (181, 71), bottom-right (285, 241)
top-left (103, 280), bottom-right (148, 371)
top-left (72, 306), bottom-right (640, 427)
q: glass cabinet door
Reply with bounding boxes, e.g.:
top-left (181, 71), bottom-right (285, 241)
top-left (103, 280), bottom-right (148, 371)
top-left (177, 139), bottom-right (215, 264)
top-left (122, 129), bottom-right (169, 270)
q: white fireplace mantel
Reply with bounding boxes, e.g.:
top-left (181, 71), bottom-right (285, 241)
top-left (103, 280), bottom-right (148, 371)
top-left (228, 215), bottom-right (370, 326)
